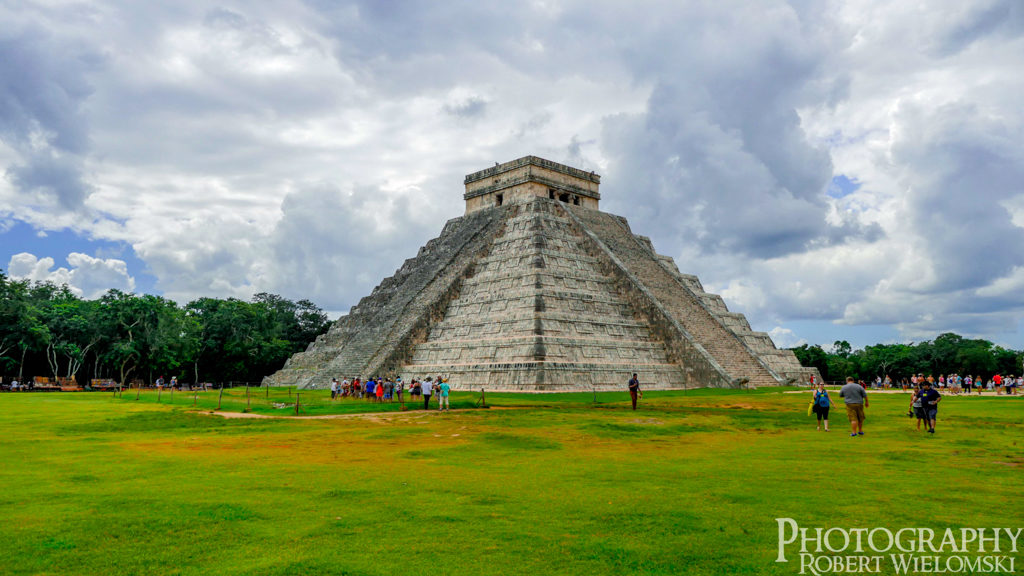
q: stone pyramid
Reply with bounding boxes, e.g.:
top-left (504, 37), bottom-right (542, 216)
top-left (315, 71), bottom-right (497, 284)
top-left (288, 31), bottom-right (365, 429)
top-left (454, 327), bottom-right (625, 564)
top-left (267, 156), bottom-right (819, 391)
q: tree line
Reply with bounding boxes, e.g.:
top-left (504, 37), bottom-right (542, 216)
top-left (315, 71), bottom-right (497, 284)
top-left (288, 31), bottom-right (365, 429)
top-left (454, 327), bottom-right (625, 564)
top-left (791, 333), bottom-right (1024, 383)
top-left (0, 270), bottom-right (331, 386)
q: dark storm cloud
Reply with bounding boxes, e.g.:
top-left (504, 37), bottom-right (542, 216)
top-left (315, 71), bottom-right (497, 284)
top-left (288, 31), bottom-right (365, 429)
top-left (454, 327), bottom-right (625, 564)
top-left (600, 76), bottom-right (845, 259)
top-left (264, 181), bottom-right (450, 310)
top-left (891, 101), bottom-right (1024, 291)
top-left (932, 1), bottom-right (1024, 56)
top-left (0, 26), bottom-right (100, 210)
top-left (443, 97), bottom-right (488, 119)
top-left (6, 150), bottom-right (93, 210)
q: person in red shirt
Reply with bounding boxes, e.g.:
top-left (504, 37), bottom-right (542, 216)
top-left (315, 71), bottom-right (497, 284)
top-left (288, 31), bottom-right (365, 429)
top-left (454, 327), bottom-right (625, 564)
top-left (994, 374), bottom-right (1003, 395)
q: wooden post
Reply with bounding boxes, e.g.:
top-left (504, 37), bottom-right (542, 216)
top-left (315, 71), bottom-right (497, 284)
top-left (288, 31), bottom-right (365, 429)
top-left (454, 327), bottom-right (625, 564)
top-left (266, 385), bottom-right (269, 399)
top-left (294, 393), bottom-right (300, 415)
top-left (135, 383), bottom-right (140, 401)
top-left (480, 387), bottom-right (487, 408)
top-left (217, 383), bottom-right (224, 410)
top-left (170, 386), bottom-right (174, 403)
top-left (246, 384), bottom-right (250, 409)
top-left (193, 391), bottom-right (198, 407)
top-left (158, 386), bottom-right (162, 402)
top-left (592, 386), bottom-right (597, 403)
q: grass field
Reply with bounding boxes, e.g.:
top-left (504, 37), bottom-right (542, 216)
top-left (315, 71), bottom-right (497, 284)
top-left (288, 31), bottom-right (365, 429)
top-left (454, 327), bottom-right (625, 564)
top-left (0, 387), bottom-right (1021, 575)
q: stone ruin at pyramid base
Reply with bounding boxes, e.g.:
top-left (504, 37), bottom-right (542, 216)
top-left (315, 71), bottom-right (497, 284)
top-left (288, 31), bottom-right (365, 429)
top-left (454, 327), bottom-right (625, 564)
top-left (266, 156), bottom-right (822, 391)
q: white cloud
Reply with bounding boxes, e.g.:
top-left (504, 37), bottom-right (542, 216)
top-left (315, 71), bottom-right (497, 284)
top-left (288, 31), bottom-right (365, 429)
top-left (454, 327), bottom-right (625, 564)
top-left (1, 0), bottom-right (1023, 347)
top-left (8, 252), bottom-right (135, 298)
top-left (768, 327), bottom-right (805, 349)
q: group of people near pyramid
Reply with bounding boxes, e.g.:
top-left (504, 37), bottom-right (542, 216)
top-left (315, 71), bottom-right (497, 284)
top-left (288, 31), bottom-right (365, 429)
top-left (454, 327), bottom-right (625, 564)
top-left (329, 376), bottom-right (452, 410)
top-left (861, 373), bottom-right (1020, 394)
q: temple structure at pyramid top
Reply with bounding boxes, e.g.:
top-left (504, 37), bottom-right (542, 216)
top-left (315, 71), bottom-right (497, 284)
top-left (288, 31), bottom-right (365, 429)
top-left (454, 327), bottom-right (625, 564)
top-left (464, 155), bottom-right (601, 213)
top-left (266, 156), bottom-right (820, 391)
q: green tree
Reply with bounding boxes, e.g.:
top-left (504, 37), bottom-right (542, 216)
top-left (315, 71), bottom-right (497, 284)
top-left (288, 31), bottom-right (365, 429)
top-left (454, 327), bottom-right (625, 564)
top-left (791, 344), bottom-right (830, 381)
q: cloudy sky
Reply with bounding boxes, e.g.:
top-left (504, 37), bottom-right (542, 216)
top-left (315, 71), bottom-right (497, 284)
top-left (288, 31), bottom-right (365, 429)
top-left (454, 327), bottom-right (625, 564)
top-left (3, 0), bottom-right (1023, 350)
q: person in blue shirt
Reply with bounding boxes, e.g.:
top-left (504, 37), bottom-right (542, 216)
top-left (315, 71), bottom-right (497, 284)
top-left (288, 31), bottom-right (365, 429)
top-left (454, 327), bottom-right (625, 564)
top-left (365, 378), bottom-right (376, 402)
top-left (811, 382), bottom-right (831, 431)
top-left (439, 379), bottom-right (450, 411)
top-left (628, 373), bottom-right (641, 410)
top-left (919, 381), bottom-right (941, 434)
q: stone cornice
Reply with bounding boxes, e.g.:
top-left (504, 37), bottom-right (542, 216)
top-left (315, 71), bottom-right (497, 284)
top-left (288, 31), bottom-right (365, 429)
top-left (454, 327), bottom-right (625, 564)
top-left (463, 172), bottom-right (601, 201)
top-left (464, 155), bottom-right (601, 186)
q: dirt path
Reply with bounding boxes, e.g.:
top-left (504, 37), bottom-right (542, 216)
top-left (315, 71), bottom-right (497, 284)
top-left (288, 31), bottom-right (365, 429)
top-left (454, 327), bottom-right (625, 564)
top-left (206, 407), bottom-right (509, 420)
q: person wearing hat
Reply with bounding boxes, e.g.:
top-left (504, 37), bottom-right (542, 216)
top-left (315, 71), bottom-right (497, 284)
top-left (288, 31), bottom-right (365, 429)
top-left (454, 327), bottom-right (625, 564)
top-left (421, 377), bottom-right (433, 410)
top-left (919, 380), bottom-right (941, 434)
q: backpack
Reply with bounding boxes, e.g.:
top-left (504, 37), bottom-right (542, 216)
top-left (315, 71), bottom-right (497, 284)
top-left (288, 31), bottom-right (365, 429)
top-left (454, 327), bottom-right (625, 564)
top-left (816, 391), bottom-right (830, 407)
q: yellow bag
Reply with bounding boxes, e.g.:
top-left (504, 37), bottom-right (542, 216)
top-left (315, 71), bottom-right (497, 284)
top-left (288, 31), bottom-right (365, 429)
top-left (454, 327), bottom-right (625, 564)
top-left (807, 401), bottom-right (814, 417)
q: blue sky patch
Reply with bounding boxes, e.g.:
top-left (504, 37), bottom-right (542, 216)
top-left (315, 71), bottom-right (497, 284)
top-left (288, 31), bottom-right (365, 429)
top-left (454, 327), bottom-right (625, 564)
top-left (826, 174), bottom-right (861, 199)
top-left (1, 220), bottom-right (156, 294)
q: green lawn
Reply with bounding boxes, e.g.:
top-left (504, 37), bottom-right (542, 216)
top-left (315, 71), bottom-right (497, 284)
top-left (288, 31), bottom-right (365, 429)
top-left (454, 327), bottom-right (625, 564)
top-left (0, 387), bottom-right (1020, 575)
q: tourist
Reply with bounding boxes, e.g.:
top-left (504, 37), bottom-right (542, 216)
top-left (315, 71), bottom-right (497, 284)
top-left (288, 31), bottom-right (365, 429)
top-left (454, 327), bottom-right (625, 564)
top-left (422, 377), bottom-right (433, 409)
top-left (366, 378), bottom-right (376, 402)
top-left (439, 378), bottom-right (450, 411)
top-left (839, 376), bottom-right (868, 437)
top-left (628, 373), bottom-right (641, 410)
top-left (330, 378), bottom-right (339, 400)
top-left (919, 380), bottom-right (941, 434)
top-left (376, 378), bottom-right (384, 403)
top-left (910, 385), bottom-right (926, 431)
top-left (811, 382), bottom-right (831, 431)
top-left (396, 378), bottom-right (405, 403)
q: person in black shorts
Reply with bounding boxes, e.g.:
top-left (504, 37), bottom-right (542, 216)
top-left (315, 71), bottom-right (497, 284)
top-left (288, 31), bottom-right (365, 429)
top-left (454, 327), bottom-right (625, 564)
top-left (919, 381), bottom-right (941, 434)
top-left (910, 385), bottom-right (926, 431)
top-left (812, 382), bottom-right (832, 431)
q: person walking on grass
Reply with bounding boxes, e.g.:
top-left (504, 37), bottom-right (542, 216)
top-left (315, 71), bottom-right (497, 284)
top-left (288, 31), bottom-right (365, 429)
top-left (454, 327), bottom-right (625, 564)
top-left (910, 385), bottom-right (926, 431)
top-left (839, 376), bottom-right (868, 437)
top-left (812, 382), bottom-right (831, 431)
top-left (439, 379), bottom-right (450, 411)
top-left (919, 380), bottom-right (941, 434)
top-left (628, 373), bottom-right (641, 410)
top-left (422, 377), bottom-right (433, 410)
